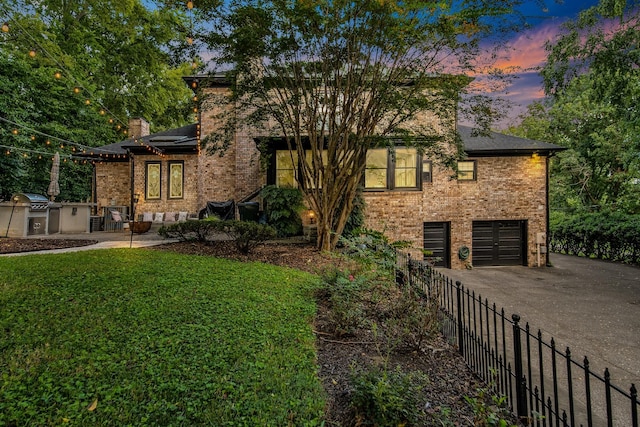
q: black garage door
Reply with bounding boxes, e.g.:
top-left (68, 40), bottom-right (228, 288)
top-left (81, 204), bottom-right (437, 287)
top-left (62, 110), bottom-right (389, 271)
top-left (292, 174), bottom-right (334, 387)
top-left (472, 220), bottom-right (527, 266)
top-left (423, 222), bottom-right (450, 268)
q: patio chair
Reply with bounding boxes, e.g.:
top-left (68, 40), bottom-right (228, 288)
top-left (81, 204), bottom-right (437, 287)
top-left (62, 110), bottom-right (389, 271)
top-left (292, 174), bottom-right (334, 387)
top-left (104, 209), bottom-right (129, 232)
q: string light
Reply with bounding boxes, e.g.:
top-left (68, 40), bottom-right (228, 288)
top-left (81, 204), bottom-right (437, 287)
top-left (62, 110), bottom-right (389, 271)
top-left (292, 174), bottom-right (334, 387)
top-left (187, 1), bottom-right (194, 9)
top-left (54, 71), bottom-right (62, 79)
top-left (1, 22), bottom-right (8, 32)
top-left (28, 48), bottom-right (36, 58)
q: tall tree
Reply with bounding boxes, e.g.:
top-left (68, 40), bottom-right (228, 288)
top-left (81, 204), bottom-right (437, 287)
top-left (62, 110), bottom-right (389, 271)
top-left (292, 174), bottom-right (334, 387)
top-left (197, 0), bottom-right (527, 250)
top-left (537, 0), bottom-right (640, 213)
top-left (0, 0), bottom-right (195, 200)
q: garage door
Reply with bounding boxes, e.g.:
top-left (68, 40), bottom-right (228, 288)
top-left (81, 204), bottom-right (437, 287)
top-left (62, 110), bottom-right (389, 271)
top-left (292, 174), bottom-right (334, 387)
top-left (423, 222), bottom-right (450, 268)
top-left (472, 220), bottom-right (526, 266)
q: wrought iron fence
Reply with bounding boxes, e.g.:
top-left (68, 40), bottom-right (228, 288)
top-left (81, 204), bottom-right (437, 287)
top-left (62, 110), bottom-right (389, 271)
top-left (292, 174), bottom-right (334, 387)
top-left (395, 252), bottom-right (639, 427)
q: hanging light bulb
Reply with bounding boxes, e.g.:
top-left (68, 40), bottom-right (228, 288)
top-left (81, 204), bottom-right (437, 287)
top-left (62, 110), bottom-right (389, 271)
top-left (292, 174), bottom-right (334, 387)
top-left (85, 99), bottom-right (91, 105)
top-left (54, 71), bottom-right (62, 79)
top-left (29, 48), bottom-right (36, 58)
top-left (187, 1), bottom-right (194, 9)
top-left (11, 129), bottom-right (18, 135)
top-left (192, 95), bottom-right (198, 102)
top-left (1, 22), bottom-right (9, 33)
top-left (46, 140), bottom-right (51, 145)
top-left (108, 118), bottom-right (114, 124)
top-left (30, 135), bottom-right (36, 141)
top-left (191, 81), bottom-right (197, 89)
top-left (187, 36), bottom-right (193, 45)
top-left (99, 109), bottom-right (106, 115)
top-left (73, 87), bottom-right (81, 94)
top-left (191, 60), bottom-right (198, 69)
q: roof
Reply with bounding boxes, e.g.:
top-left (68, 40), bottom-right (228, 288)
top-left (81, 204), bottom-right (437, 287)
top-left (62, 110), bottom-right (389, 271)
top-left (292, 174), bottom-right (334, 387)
top-left (458, 125), bottom-right (565, 156)
top-left (87, 124), bottom-right (199, 159)
top-left (89, 123), bottom-right (563, 161)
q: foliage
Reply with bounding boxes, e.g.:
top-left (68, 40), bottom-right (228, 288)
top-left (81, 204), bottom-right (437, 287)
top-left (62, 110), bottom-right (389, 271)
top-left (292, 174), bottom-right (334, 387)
top-left (159, 219), bottom-right (277, 254)
top-left (0, 249), bottom-right (325, 425)
top-left (158, 219), bottom-right (217, 242)
top-left (198, 0), bottom-right (527, 250)
top-left (340, 188), bottom-right (366, 239)
top-left (0, 0), bottom-right (193, 200)
top-left (210, 219), bottom-right (277, 254)
top-left (260, 185), bottom-right (304, 237)
top-left (350, 364), bottom-right (429, 426)
top-left (318, 267), bottom-right (371, 337)
top-left (549, 210), bottom-right (640, 264)
top-left (511, 0), bottom-right (640, 214)
top-left (464, 386), bottom-right (516, 427)
top-left (339, 227), bottom-right (412, 277)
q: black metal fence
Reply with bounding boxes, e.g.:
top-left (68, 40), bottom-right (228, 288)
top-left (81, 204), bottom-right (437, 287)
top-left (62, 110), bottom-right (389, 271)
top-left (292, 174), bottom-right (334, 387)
top-left (396, 252), bottom-right (639, 427)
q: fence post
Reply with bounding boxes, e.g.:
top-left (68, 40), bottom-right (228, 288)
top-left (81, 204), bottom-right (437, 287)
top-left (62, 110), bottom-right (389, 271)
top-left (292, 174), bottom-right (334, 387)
top-left (512, 314), bottom-right (528, 420)
top-left (456, 281), bottom-right (463, 356)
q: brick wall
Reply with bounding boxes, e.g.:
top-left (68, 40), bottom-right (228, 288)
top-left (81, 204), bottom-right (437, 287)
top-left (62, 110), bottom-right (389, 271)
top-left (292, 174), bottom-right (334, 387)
top-left (363, 155), bottom-right (548, 269)
top-left (133, 154), bottom-right (199, 217)
top-left (95, 162), bottom-right (130, 213)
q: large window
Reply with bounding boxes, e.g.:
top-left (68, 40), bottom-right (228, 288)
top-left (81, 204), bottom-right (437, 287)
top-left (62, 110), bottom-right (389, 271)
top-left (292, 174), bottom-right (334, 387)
top-left (145, 162), bottom-right (161, 200)
top-left (168, 161), bottom-right (184, 199)
top-left (457, 160), bottom-right (477, 181)
top-left (394, 148), bottom-right (418, 188)
top-left (365, 149), bottom-right (388, 189)
top-left (275, 150), bottom-right (298, 187)
top-left (364, 148), bottom-right (419, 190)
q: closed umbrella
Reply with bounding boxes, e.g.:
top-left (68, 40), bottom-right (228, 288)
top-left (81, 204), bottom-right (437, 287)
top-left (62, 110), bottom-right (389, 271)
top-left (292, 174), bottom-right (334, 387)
top-left (48, 152), bottom-right (60, 201)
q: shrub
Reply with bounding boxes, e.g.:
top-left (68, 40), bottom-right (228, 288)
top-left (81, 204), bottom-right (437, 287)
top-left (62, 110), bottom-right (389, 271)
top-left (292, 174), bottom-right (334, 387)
top-left (339, 227), bottom-right (412, 276)
top-left (158, 219), bottom-right (217, 242)
top-left (260, 185), bottom-right (304, 237)
top-left (350, 364), bottom-right (428, 426)
top-left (318, 268), bottom-right (370, 336)
top-left (340, 188), bottom-right (366, 239)
top-left (384, 285), bottom-right (440, 352)
top-left (211, 220), bottom-right (276, 254)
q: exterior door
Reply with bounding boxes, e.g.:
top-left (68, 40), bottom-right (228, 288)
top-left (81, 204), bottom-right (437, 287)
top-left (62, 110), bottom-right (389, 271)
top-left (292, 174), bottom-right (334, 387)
top-left (472, 220), bottom-right (526, 266)
top-left (423, 222), bottom-right (450, 268)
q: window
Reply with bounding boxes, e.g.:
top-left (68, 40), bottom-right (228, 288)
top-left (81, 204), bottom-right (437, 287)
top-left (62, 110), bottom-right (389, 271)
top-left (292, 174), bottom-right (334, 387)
top-left (457, 160), bottom-right (477, 181)
top-left (145, 162), bottom-right (161, 200)
top-left (422, 160), bottom-right (432, 183)
top-left (364, 147), bottom-right (419, 190)
top-left (275, 150), bottom-right (298, 187)
top-left (168, 161), bottom-right (184, 199)
top-left (394, 148), bottom-right (418, 188)
top-left (304, 149), bottom-right (328, 189)
top-left (365, 149), bottom-right (388, 189)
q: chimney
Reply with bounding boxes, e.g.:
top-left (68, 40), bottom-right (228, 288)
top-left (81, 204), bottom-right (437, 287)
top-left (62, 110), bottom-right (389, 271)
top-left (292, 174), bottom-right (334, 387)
top-left (128, 117), bottom-right (150, 139)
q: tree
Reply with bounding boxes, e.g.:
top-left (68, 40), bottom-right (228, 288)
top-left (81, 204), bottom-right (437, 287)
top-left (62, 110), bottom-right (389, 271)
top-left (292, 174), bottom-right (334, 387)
top-left (0, 0), bottom-right (195, 200)
top-left (536, 0), bottom-right (640, 213)
top-left (197, 0), bottom-right (527, 251)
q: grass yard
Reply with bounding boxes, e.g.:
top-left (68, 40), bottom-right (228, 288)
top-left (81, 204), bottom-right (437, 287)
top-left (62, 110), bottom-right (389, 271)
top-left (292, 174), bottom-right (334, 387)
top-left (0, 249), bottom-right (325, 426)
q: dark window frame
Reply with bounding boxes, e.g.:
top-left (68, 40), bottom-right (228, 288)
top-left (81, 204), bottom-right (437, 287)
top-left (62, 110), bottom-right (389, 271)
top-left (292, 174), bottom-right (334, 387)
top-left (457, 160), bottom-right (477, 181)
top-left (363, 147), bottom-right (422, 191)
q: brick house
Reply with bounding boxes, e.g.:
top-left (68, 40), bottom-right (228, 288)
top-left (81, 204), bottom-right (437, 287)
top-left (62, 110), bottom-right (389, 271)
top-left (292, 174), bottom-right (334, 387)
top-left (91, 75), bottom-right (563, 269)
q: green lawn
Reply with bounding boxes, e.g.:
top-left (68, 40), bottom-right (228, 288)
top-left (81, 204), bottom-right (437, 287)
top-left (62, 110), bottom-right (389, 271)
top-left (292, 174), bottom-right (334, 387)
top-left (0, 249), bottom-right (325, 426)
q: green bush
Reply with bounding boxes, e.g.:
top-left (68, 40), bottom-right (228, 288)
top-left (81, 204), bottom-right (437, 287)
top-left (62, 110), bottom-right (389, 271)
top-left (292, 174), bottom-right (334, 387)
top-left (549, 210), bottom-right (640, 264)
top-left (339, 227), bottom-right (412, 276)
top-left (260, 185), bottom-right (304, 237)
top-left (158, 219), bottom-right (217, 242)
top-left (350, 364), bottom-right (428, 426)
top-left (211, 220), bottom-right (277, 254)
top-left (318, 268), bottom-right (370, 337)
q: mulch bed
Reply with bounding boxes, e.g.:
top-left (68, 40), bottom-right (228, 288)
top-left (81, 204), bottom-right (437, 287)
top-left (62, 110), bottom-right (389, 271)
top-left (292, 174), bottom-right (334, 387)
top-left (0, 238), bottom-right (98, 254)
top-left (1, 238), bottom-right (512, 425)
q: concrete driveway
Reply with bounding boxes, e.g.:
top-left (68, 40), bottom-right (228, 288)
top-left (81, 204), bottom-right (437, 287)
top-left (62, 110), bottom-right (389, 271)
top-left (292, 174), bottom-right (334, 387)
top-left (438, 253), bottom-right (640, 391)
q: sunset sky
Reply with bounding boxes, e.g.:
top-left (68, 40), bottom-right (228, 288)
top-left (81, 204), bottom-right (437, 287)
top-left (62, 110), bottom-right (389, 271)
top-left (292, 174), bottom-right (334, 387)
top-left (492, 0), bottom-right (601, 128)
